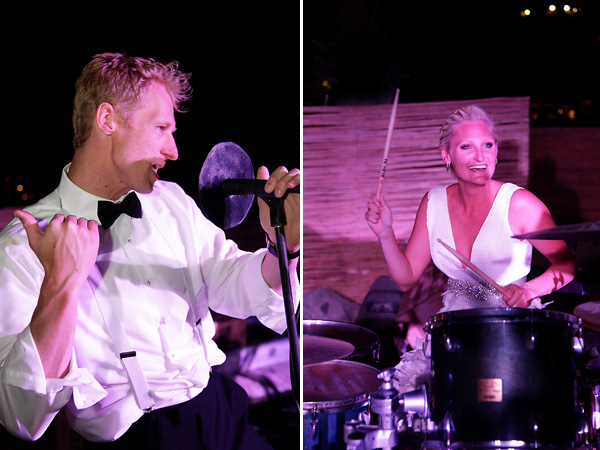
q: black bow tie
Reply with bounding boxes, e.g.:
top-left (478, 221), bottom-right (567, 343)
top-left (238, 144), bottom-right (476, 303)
top-left (97, 192), bottom-right (143, 229)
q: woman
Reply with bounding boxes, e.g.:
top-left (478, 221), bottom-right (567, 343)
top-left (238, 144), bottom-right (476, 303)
top-left (366, 105), bottom-right (575, 312)
top-left (365, 105), bottom-right (576, 391)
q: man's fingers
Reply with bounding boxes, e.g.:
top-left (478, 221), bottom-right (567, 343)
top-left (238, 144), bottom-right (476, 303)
top-left (13, 210), bottom-right (44, 243)
top-left (256, 166), bottom-right (270, 181)
top-left (258, 166), bottom-right (301, 197)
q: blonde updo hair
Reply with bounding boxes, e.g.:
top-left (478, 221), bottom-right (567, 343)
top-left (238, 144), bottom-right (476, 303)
top-left (72, 52), bottom-right (193, 150)
top-left (439, 105), bottom-right (498, 150)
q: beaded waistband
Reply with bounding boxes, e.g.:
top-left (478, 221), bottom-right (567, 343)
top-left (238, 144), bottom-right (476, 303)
top-left (447, 278), bottom-right (502, 302)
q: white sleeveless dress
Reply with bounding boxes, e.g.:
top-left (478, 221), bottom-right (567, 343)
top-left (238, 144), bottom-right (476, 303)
top-left (393, 182), bottom-right (544, 392)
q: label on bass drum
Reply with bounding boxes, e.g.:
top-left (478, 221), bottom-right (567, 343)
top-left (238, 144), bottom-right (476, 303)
top-left (477, 378), bottom-right (503, 402)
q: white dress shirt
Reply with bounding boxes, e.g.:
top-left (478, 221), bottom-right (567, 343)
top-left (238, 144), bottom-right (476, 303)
top-left (0, 165), bottom-right (299, 442)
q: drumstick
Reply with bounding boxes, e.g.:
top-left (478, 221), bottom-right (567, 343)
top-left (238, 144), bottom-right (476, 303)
top-left (437, 238), bottom-right (507, 295)
top-left (376, 88), bottom-right (400, 201)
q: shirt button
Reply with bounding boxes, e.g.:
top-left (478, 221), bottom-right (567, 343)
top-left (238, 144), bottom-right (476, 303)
top-left (146, 280), bottom-right (151, 286)
top-left (128, 239), bottom-right (133, 244)
top-left (160, 318), bottom-right (166, 325)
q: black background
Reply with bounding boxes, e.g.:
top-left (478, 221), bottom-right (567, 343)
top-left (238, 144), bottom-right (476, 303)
top-left (3, 4), bottom-right (300, 222)
top-left (303, 0), bottom-right (599, 116)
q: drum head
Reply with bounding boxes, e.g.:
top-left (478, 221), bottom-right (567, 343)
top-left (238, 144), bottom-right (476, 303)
top-left (303, 360), bottom-right (381, 413)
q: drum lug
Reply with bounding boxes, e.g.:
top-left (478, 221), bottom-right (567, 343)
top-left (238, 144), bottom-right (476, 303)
top-left (592, 385), bottom-right (600, 431)
top-left (442, 411), bottom-right (455, 447)
top-left (573, 336), bottom-right (585, 355)
top-left (309, 410), bottom-right (319, 440)
top-left (423, 334), bottom-right (432, 358)
top-left (575, 412), bottom-right (590, 435)
top-left (526, 329), bottom-right (536, 350)
top-left (443, 330), bottom-right (457, 352)
top-left (359, 410), bottom-right (371, 428)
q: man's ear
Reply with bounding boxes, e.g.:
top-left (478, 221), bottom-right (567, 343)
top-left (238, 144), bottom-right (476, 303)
top-left (96, 102), bottom-right (116, 136)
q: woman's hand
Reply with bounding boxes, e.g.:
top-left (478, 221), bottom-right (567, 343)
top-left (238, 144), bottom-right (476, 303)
top-left (503, 283), bottom-right (536, 308)
top-left (365, 194), bottom-right (393, 238)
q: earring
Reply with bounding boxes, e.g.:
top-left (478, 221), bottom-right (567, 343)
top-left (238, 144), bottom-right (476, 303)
top-left (495, 158), bottom-right (498, 164)
top-left (446, 162), bottom-right (451, 169)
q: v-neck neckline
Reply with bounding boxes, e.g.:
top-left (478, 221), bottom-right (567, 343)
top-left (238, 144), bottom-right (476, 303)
top-left (446, 183), bottom-right (504, 269)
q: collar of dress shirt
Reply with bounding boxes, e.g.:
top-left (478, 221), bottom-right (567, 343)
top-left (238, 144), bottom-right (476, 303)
top-left (56, 164), bottom-right (135, 224)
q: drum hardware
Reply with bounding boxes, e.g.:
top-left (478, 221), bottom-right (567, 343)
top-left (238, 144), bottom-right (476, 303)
top-left (303, 360), bottom-right (381, 449)
top-left (591, 385), bottom-right (600, 431)
top-left (512, 221), bottom-right (600, 241)
top-left (574, 331), bottom-right (585, 355)
top-left (440, 411), bottom-right (455, 448)
top-left (576, 413), bottom-right (590, 436)
top-left (307, 309), bottom-right (595, 449)
top-left (302, 319), bottom-right (381, 449)
top-left (575, 302), bottom-right (600, 332)
top-left (344, 368), bottom-right (401, 450)
top-left (344, 369), bottom-right (432, 450)
top-left (423, 308), bottom-right (587, 449)
top-left (306, 406), bottom-right (372, 441)
top-left (308, 407), bottom-right (318, 440)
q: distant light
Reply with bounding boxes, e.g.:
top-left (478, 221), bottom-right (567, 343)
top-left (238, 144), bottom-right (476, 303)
top-left (16, 184), bottom-right (23, 192)
top-left (568, 109), bottom-right (576, 120)
top-left (521, 9), bottom-right (531, 16)
top-left (549, 4), bottom-right (557, 12)
top-left (321, 80), bottom-right (331, 89)
top-left (564, 4), bottom-right (571, 12)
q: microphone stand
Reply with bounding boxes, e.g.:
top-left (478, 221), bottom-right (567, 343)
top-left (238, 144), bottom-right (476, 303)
top-left (262, 196), bottom-right (300, 411)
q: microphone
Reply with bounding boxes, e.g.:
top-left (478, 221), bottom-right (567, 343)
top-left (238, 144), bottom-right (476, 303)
top-left (198, 142), bottom-right (300, 229)
top-left (198, 142), bottom-right (255, 230)
top-left (221, 179), bottom-right (300, 198)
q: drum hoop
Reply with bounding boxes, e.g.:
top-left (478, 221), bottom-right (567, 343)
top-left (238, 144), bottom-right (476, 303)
top-left (425, 307), bottom-right (579, 330)
top-left (303, 360), bottom-right (381, 413)
top-left (302, 392), bottom-right (371, 414)
top-left (422, 439), bottom-right (539, 449)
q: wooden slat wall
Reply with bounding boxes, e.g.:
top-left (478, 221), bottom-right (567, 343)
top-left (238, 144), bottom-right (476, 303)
top-left (529, 127), bottom-right (600, 226)
top-left (303, 97), bottom-right (531, 305)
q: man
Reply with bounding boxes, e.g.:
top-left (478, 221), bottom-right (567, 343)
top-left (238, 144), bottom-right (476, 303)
top-left (0, 53), bottom-right (300, 449)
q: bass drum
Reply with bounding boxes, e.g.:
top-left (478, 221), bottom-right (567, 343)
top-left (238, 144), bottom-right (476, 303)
top-left (422, 308), bottom-right (586, 450)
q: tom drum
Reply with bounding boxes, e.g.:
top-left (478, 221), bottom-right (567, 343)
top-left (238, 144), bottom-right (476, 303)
top-left (423, 308), bottom-right (585, 449)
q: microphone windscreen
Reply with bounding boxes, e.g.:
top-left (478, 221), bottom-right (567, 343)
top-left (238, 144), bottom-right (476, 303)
top-left (198, 142), bottom-right (255, 229)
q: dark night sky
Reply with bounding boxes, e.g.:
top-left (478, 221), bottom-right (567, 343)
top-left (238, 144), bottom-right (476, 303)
top-left (3, 1), bottom-right (599, 209)
top-left (303, 0), bottom-right (599, 112)
top-left (3, 4), bottom-right (300, 213)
